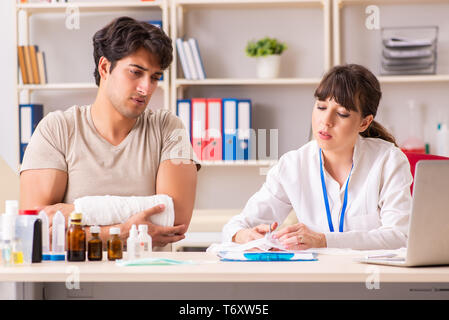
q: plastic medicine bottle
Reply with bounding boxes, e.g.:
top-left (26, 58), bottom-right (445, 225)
top-left (126, 224), bottom-right (139, 260)
top-left (67, 212), bottom-right (86, 262)
top-left (88, 226), bottom-right (103, 261)
top-left (138, 224), bottom-right (152, 258)
top-left (107, 228), bottom-right (122, 261)
top-left (51, 211), bottom-right (66, 261)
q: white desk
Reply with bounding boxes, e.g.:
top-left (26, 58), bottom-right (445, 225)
top-left (1, 252), bottom-right (449, 299)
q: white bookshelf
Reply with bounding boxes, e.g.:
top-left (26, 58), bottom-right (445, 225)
top-left (175, 77), bottom-right (322, 87)
top-left (16, 1), bottom-right (164, 13)
top-left (17, 81), bottom-right (165, 92)
top-left (333, 0), bottom-right (449, 84)
top-left (14, 0), bottom-right (171, 167)
top-left (170, 0), bottom-right (331, 112)
top-left (200, 159), bottom-right (277, 167)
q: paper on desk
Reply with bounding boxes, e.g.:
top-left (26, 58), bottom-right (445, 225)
top-left (206, 233), bottom-right (288, 254)
top-left (115, 258), bottom-right (195, 266)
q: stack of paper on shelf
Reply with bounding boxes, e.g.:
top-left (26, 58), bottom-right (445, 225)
top-left (176, 37), bottom-right (206, 80)
top-left (17, 45), bottom-right (48, 85)
top-left (381, 26), bottom-right (438, 75)
top-left (176, 98), bottom-right (252, 161)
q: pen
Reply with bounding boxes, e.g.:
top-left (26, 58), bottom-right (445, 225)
top-left (366, 253), bottom-right (397, 259)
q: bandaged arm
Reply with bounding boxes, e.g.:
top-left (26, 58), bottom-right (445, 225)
top-left (74, 194), bottom-right (175, 227)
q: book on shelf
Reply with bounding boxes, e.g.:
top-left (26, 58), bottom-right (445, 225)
top-left (188, 38), bottom-right (206, 80)
top-left (176, 37), bottom-right (206, 80)
top-left (183, 40), bottom-right (198, 80)
top-left (17, 45), bottom-right (48, 85)
top-left (19, 104), bottom-right (43, 163)
top-left (176, 98), bottom-right (252, 161)
top-left (176, 38), bottom-right (191, 80)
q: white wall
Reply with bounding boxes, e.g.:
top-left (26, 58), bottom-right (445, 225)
top-left (0, 0), bottom-right (18, 171)
top-left (1, 1), bottom-right (449, 210)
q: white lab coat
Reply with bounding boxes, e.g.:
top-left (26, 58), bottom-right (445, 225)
top-left (222, 136), bottom-right (413, 250)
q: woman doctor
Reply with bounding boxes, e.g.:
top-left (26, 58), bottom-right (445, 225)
top-left (222, 64), bottom-right (412, 250)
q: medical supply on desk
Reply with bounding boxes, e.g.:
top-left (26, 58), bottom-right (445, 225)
top-left (1, 201), bottom-right (23, 266)
top-left (88, 226), bottom-right (103, 261)
top-left (126, 224), bottom-right (140, 260)
top-left (51, 211), bottom-right (66, 261)
top-left (138, 224), bottom-right (152, 258)
top-left (1, 211), bottom-right (17, 266)
top-left (16, 210), bottom-right (42, 263)
top-left (67, 212), bottom-right (86, 262)
top-left (39, 210), bottom-right (50, 260)
top-left (218, 251), bottom-right (317, 262)
top-left (107, 227), bottom-right (122, 261)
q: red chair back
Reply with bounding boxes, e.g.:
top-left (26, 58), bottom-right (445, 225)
top-left (403, 152), bottom-right (449, 194)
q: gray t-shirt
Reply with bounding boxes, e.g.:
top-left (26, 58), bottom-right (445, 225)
top-left (20, 105), bottom-right (199, 204)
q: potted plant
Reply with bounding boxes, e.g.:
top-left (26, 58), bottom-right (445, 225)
top-left (245, 37), bottom-right (287, 79)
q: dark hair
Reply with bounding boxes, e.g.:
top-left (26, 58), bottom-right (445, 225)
top-left (314, 64), bottom-right (397, 146)
top-left (92, 16), bottom-right (173, 86)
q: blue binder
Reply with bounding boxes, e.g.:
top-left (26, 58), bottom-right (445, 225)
top-left (236, 99), bottom-right (252, 160)
top-left (222, 98), bottom-right (238, 160)
top-left (19, 104), bottom-right (43, 163)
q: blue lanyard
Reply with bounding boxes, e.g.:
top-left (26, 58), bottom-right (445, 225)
top-left (319, 148), bottom-right (353, 232)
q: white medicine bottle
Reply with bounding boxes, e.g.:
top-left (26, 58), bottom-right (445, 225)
top-left (138, 224), bottom-right (152, 257)
top-left (51, 211), bottom-right (66, 261)
top-left (126, 224), bottom-right (139, 260)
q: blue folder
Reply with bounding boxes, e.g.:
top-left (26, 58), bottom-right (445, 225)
top-left (236, 99), bottom-right (252, 160)
top-left (19, 104), bottom-right (43, 163)
top-left (222, 98), bottom-right (238, 160)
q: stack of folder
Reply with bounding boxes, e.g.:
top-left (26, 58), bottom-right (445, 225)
top-left (381, 26), bottom-right (438, 75)
top-left (176, 98), bottom-right (252, 161)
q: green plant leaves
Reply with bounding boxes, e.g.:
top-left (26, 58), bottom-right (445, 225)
top-left (245, 37), bottom-right (287, 57)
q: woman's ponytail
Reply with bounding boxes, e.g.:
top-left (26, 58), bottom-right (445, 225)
top-left (360, 120), bottom-right (397, 146)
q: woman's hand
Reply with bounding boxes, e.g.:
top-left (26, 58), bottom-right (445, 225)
top-left (273, 223), bottom-right (327, 250)
top-left (232, 222), bottom-right (278, 244)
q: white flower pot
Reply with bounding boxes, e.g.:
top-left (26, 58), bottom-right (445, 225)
top-left (256, 55), bottom-right (281, 79)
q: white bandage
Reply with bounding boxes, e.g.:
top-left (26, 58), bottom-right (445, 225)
top-left (73, 194), bottom-right (175, 227)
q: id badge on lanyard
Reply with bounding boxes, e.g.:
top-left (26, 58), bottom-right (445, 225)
top-left (319, 148), bottom-right (353, 233)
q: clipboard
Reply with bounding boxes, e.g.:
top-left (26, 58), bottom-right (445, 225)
top-left (218, 251), bottom-right (318, 262)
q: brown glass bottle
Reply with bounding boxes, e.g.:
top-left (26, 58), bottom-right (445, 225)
top-left (88, 226), bottom-right (103, 261)
top-left (67, 212), bottom-right (86, 262)
top-left (107, 228), bottom-right (122, 261)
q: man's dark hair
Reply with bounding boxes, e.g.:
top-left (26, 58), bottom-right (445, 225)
top-left (92, 16), bottom-right (173, 86)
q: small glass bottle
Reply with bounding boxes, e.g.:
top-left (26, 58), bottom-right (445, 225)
top-left (107, 228), bottom-right (122, 261)
top-left (88, 226), bottom-right (103, 261)
top-left (67, 212), bottom-right (86, 262)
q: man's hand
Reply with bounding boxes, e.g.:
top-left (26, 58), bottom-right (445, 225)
top-left (272, 223), bottom-right (327, 250)
top-left (38, 203), bottom-right (75, 228)
top-left (124, 204), bottom-right (187, 247)
top-left (232, 222), bottom-right (278, 244)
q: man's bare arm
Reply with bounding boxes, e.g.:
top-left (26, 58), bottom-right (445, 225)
top-left (156, 159), bottom-right (198, 229)
top-left (20, 168), bottom-right (68, 210)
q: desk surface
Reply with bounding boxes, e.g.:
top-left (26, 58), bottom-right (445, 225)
top-left (1, 252), bottom-right (449, 283)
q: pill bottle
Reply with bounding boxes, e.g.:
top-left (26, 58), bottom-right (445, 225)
top-left (107, 227), bottom-right (122, 261)
top-left (88, 226), bottom-right (103, 261)
top-left (67, 212), bottom-right (86, 262)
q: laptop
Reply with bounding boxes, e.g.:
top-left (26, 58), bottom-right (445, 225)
top-left (358, 160), bottom-right (449, 267)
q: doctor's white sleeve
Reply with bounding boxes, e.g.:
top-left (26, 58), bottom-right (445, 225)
top-left (221, 160), bottom-right (293, 243)
top-left (324, 148), bottom-right (412, 250)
